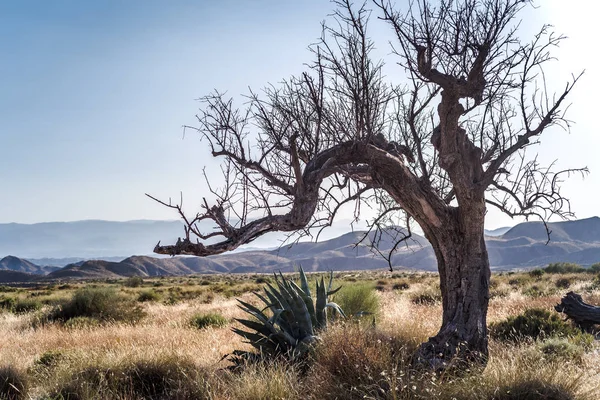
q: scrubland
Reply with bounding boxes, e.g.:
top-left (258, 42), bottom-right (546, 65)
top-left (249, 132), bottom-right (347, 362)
top-left (0, 266), bottom-right (599, 399)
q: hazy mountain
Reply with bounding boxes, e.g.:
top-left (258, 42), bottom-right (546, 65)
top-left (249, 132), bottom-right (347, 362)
top-left (0, 256), bottom-right (58, 274)
top-left (0, 220), bottom-right (185, 258)
top-left (485, 227), bottom-right (511, 237)
top-left (0, 219), bottom-right (368, 260)
top-left (0, 270), bottom-right (38, 283)
top-left (3, 217), bottom-right (600, 282)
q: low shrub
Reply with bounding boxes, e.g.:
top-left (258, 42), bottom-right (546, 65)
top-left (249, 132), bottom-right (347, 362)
top-left (528, 269), bottom-right (545, 278)
top-left (410, 289), bottom-right (442, 305)
top-left (13, 298), bottom-right (42, 314)
top-left (254, 276), bottom-right (272, 284)
top-left (0, 296), bottom-right (16, 311)
top-left (34, 350), bottom-right (64, 368)
top-left (490, 308), bottom-right (592, 344)
top-left (64, 316), bottom-right (101, 329)
top-left (123, 276), bottom-right (144, 287)
top-left (544, 262), bottom-right (585, 274)
top-left (334, 283), bottom-right (379, 318)
top-left (488, 379), bottom-right (581, 400)
top-left (536, 338), bottom-right (585, 362)
top-left (50, 355), bottom-right (210, 400)
top-left (555, 277), bottom-right (572, 289)
top-left (0, 365), bottom-right (28, 400)
top-left (588, 263), bottom-right (600, 273)
top-left (522, 285), bottom-right (549, 298)
top-left (190, 312), bottom-right (228, 329)
top-left (392, 281), bottom-right (410, 291)
top-left (49, 287), bottom-right (145, 324)
top-left (137, 289), bottom-right (160, 302)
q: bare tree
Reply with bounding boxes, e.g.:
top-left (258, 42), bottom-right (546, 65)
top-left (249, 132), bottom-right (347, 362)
top-left (149, 0), bottom-right (585, 370)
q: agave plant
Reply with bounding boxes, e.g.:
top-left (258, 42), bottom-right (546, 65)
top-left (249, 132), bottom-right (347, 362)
top-left (230, 267), bottom-right (345, 364)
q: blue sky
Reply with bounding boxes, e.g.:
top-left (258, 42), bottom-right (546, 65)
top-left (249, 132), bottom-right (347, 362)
top-left (1, 0), bottom-right (598, 230)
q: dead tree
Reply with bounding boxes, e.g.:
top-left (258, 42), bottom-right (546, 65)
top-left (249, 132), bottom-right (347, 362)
top-left (149, 0), bottom-right (585, 371)
top-left (556, 292), bottom-right (600, 333)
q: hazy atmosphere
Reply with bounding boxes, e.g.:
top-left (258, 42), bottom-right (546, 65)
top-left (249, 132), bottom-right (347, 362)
top-left (4, 2), bottom-right (600, 398)
top-left (2, 0), bottom-right (598, 229)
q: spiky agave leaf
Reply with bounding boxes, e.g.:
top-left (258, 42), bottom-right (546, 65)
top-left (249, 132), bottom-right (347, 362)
top-left (229, 266), bottom-right (345, 365)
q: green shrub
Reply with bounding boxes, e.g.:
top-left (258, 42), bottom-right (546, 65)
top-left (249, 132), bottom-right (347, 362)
top-left (410, 289), bottom-right (442, 305)
top-left (555, 277), bottom-right (571, 289)
top-left (137, 289), bottom-right (160, 302)
top-left (34, 350), bottom-right (64, 368)
top-left (123, 276), bottom-right (144, 287)
top-left (392, 281), bottom-right (410, 291)
top-left (481, 379), bottom-right (580, 400)
top-left (588, 263), bottom-right (600, 273)
top-left (0, 296), bottom-right (16, 312)
top-left (536, 338), bottom-right (585, 362)
top-left (490, 308), bottom-right (591, 343)
top-left (522, 285), bottom-right (549, 298)
top-left (255, 276), bottom-right (272, 284)
top-left (0, 365), bottom-right (28, 400)
top-left (13, 298), bottom-right (42, 314)
top-left (50, 356), bottom-right (210, 400)
top-left (64, 316), bottom-right (101, 329)
top-left (190, 312), bottom-right (228, 329)
top-left (334, 284), bottom-right (379, 318)
top-left (528, 269), bottom-right (545, 278)
top-left (49, 287), bottom-right (145, 324)
top-left (544, 262), bottom-right (585, 274)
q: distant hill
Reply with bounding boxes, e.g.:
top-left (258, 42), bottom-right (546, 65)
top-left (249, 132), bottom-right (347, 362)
top-left (0, 256), bottom-right (58, 274)
top-left (0, 270), bottom-right (38, 283)
top-left (503, 217), bottom-right (600, 243)
top-left (3, 217), bottom-right (600, 282)
top-left (0, 220), bottom-right (185, 258)
top-left (485, 227), bottom-right (511, 237)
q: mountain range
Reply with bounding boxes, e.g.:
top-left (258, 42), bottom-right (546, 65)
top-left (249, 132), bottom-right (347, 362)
top-left (2, 217), bottom-right (600, 282)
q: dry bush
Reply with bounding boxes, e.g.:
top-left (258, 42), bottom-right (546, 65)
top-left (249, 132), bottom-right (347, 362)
top-left (306, 324), bottom-right (418, 399)
top-left (0, 365), bottom-right (28, 400)
top-left (222, 362), bottom-right (301, 400)
top-left (46, 354), bottom-right (211, 400)
top-left (48, 287), bottom-right (145, 325)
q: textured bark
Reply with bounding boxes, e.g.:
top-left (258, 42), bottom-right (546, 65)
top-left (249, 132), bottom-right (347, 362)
top-left (416, 203), bottom-right (490, 371)
top-left (555, 292), bottom-right (600, 332)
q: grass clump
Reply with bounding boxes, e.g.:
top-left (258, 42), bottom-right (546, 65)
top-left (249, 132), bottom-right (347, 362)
top-left (190, 312), bottom-right (228, 329)
top-left (137, 289), bottom-right (160, 302)
top-left (410, 288), bottom-right (442, 305)
top-left (49, 355), bottom-right (210, 400)
top-left (0, 365), bottom-right (28, 400)
top-left (490, 308), bottom-right (592, 344)
top-left (49, 287), bottom-right (145, 324)
top-left (334, 283), bottom-right (379, 318)
top-left (528, 268), bottom-right (545, 278)
top-left (0, 296), bottom-right (16, 312)
top-left (555, 277), bottom-right (572, 289)
top-left (392, 281), bottom-right (410, 291)
top-left (123, 276), bottom-right (144, 287)
top-left (537, 338), bottom-right (585, 362)
top-left (13, 298), bottom-right (42, 314)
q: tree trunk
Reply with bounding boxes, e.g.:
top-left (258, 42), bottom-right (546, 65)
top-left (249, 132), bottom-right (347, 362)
top-left (415, 205), bottom-right (491, 372)
top-left (555, 292), bottom-right (600, 332)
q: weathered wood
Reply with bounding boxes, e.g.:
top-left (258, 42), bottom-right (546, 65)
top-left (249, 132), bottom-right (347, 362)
top-left (555, 291), bottom-right (600, 332)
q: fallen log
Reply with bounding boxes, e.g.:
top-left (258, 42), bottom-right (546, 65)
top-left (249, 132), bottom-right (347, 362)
top-left (555, 291), bottom-right (600, 332)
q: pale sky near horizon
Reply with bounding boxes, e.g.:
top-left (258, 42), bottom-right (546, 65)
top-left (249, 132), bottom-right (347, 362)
top-left (1, 0), bottom-right (598, 231)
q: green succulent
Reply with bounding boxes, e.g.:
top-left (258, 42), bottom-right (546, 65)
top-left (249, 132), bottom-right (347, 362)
top-left (229, 267), bottom-right (345, 365)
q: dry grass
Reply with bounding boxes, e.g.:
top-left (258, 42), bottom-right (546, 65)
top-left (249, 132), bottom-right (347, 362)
top-left (0, 271), bottom-right (598, 399)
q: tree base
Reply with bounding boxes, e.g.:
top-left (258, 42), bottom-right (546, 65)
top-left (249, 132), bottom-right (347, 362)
top-left (414, 331), bottom-right (488, 375)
